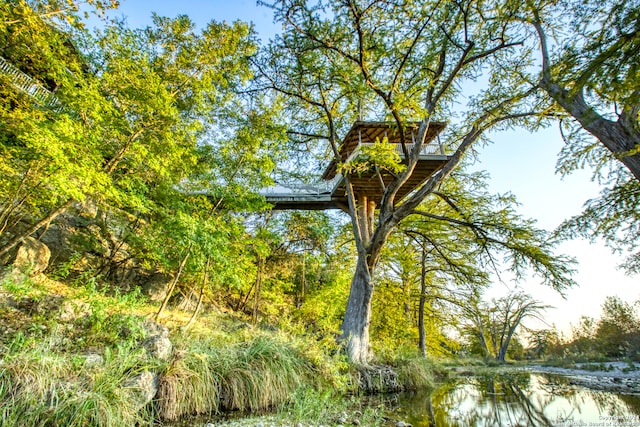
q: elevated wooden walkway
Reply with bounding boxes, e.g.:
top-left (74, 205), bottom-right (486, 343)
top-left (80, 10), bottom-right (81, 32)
top-left (263, 193), bottom-right (347, 210)
top-left (0, 56), bottom-right (61, 111)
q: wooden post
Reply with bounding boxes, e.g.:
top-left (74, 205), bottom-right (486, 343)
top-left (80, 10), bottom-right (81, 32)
top-left (367, 199), bottom-right (376, 238)
top-left (357, 193), bottom-right (370, 245)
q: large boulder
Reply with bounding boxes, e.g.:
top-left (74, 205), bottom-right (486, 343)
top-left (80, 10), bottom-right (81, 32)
top-left (142, 320), bottom-right (172, 361)
top-left (141, 273), bottom-right (173, 302)
top-left (12, 237), bottom-right (50, 275)
top-left (122, 370), bottom-right (158, 409)
top-left (143, 335), bottom-right (173, 361)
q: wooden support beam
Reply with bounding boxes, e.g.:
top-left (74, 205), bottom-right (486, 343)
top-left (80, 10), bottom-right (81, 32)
top-left (357, 193), bottom-right (370, 245)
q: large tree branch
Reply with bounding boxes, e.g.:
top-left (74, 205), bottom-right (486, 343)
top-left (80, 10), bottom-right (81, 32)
top-left (530, 7), bottom-right (640, 181)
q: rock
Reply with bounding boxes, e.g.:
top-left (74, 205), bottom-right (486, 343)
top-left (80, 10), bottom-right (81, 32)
top-left (38, 220), bottom-right (79, 265)
top-left (84, 353), bottom-right (104, 368)
top-left (142, 320), bottom-right (172, 360)
top-left (12, 237), bottom-right (50, 275)
top-left (58, 300), bottom-right (92, 322)
top-left (143, 319), bottom-right (169, 338)
top-left (122, 370), bottom-right (158, 409)
top-left (141, 273), bottom-right (174, 302)
top-left (75, 198), bottom-right (98, 218)
top-left (143, 335), bottom-right (173, 361)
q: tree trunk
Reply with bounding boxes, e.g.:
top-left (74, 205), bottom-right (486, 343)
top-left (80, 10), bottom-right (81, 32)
top-left (418, 245), bottom-right (428, 357)
top-left (418, 295), bottom-right (427, 358)
top-left (184, 282), bottom-right (205, 330)
top-left (155, 247), bottom-right (191, 321)
top-left (340, 254), bottom-right (374, 365)
top-left (184, 255), bottom-right (210, 330)
top-left (497, 322), bottom-right (520, 362)
top-left (252, 255), bottom-right (263, 324)
top-left (533, 19), bottom-right (640, 182)
top-left (474, 314), bottom-right (492, 359)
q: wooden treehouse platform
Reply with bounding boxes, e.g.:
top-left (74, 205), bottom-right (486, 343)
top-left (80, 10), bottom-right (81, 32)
top-left (264, 121), bottom-right (448, 211)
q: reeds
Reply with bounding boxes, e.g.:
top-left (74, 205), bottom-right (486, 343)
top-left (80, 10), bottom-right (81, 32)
top-left (0, 341), bottom-right (155, 427)
top-left (157, 333), bottom-right (315, 420)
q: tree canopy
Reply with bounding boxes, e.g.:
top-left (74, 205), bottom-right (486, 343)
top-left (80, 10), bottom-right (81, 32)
top-left (256, 0), bottom-right (576, 363)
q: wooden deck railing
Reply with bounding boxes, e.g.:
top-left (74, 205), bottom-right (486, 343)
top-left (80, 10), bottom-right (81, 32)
top-left (0, 56), bottom-right (61, 110)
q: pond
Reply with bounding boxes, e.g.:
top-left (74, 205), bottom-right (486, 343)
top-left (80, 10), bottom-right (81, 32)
top-left (180, 371), bottom-right (640, 426)
top-left (383, 372), bottom-right (640, 427)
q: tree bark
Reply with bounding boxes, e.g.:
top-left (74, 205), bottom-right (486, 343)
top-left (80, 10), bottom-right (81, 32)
top-left (474, 314), bottom-right (492, 359)
top-left (340, 254), bottom-right (375, 365)
top-left (541, 81), bottom-right (640, 181)
top-left (531, 18), bottom-right (640, 181)
top-left (340, 191), bottom-right (381, 365)
top-left (252, 255), bottom-right (263, 324)
top-left (418, 245), bottom-right (427, 357)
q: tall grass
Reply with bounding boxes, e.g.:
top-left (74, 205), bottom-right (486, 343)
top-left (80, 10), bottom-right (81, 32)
top-left (157, 333), bottom-right (317, 420)
top-left (394, 355), bottom-right (436, 391)
top-left (0, 339), bottom-right (156, 426)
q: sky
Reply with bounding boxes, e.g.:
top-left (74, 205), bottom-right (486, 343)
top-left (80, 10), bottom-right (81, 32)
top-left (103, 0), bottom-right (638, 336)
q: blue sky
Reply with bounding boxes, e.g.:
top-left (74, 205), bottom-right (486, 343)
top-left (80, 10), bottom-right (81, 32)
top-left (106, 0), bottom-right (638, 335)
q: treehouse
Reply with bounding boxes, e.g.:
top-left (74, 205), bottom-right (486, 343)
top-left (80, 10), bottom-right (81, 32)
top-left (265, 121), bottom-right (449, 210)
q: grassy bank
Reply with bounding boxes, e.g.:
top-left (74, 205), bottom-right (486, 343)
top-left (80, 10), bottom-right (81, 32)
top-left (0, 273), bottom-right (436, 426)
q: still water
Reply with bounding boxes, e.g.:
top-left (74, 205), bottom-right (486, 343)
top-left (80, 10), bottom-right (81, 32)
top-left (384, 372), bottom-right (640, 427)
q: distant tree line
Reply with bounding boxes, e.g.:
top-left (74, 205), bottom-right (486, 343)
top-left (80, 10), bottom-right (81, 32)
top-left (528, 296), bottom-right (640, 362)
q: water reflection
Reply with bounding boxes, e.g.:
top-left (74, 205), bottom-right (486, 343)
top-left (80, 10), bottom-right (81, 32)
top-left (387, 373), bottom-right (640, 427)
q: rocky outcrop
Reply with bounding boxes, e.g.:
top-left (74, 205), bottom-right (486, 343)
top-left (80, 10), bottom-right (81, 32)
top-left (355, 364), bottom-right (402, 394)
top-left (11, 237), bottom-right (51, 276)
top-left (142, 320), bottom-right (173, 361)
top-left (141, 273), bottom-right (173, 302)
top-left (58, 300), bottom-right (92, 322)
top-left (122, 370), bottom-right (158, 410)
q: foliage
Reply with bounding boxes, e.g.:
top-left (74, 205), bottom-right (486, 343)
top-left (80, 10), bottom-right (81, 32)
top-left (517, 0), bottom-right (640, 274)
top-left (384, 351), bottom-right (438, 391)
top-left (526, 0), bottom-right (640, 176)
top-left (371, 167), bottom-right (574, 357)
top-left (527, 328), bottom-right (564, 359)
top-left (0, 276), bottom-right (157, 427)
top-left (0, 273), bottom-right (412, 425)
top-left (557, 180), bottom-right (640, 273)
top-left (0, 0), bottom-right (280, 280)
top-left (595, 296), bottom-right (640, 359)
top-left (0, 343), bottom-right (155, 427)
top-left (535, 296), bottom-right (640, 362)
top-left (338, 137), bottom-right (406, 176)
